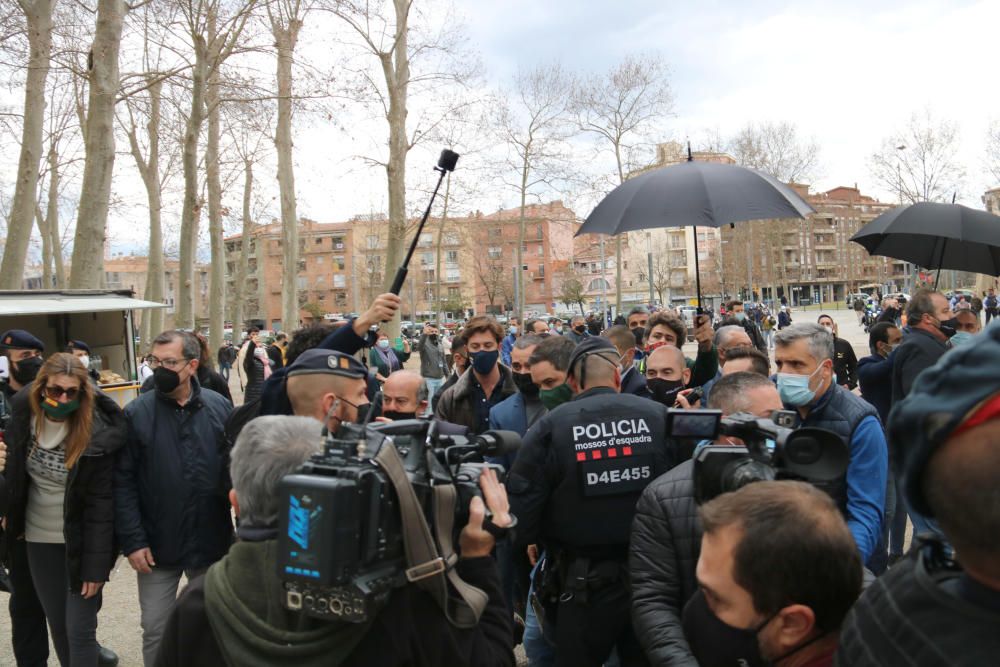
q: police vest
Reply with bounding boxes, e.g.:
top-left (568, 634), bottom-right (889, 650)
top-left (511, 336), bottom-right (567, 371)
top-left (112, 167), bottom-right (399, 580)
top-left (797, 384), bottom-right (879, 514)
top-left (542, 387), bottom-right (674, 553)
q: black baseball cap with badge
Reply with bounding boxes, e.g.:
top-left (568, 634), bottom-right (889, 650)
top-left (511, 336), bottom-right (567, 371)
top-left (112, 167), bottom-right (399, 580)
top-left (0, 330), bottom-right (45, 352)
top-left (286, 348), bottom-right (368, 380)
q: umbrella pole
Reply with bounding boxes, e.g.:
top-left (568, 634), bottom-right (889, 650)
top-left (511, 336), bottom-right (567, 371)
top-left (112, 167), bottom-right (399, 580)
top-left (933, 238), bottom-right (947, 290)
top-left (693, 225), bottom-right (703, 310)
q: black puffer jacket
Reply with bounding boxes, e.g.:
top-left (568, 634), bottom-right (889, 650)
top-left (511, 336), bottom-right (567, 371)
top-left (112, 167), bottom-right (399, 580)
top-left (629, 459), bottom-right (701, 667)
top-left (3, 388), bottom-right (127, 590)
top-left (115, 379), bottom-right (234, 570)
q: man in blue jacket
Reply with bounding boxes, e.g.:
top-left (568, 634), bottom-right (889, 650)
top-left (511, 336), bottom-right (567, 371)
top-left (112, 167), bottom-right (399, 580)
top-left (774, 323), bottom-right (888, 565)
top-left (116, 330), bottom-right (234, 666)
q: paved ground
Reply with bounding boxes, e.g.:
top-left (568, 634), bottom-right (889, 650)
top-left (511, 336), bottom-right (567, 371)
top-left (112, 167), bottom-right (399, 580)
top-left (0, 307), bottom-right (885, 666)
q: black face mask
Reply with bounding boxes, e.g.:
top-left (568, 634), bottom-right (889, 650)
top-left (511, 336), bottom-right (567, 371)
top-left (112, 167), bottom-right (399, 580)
top-left (429, 334), bottom-right (439, 344)
top-left (938, 317), bottom-right (958, 339)
top-left (574, 325), bottom-right (586, 334)
top-left (11, 355), bottom-right (43, 386)
top-left (632, 327), bottom-right (645, 346)
top-left (353, 402), bottom-right (377, 423)
top-left (681, 590), bottom-right (766, 667)
top-left (646, 378), bottom-right (685, 407)
top-left (512, 371), bottom-right (539, 397)
top-left (383, 409), bottom-right (416, 421)
top-left (153, 366), bottom-right (182, 394)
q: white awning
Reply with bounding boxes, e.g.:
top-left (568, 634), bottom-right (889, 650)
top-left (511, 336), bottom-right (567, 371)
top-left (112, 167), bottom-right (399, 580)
top-left (0, 292), bottom-right (167, 316)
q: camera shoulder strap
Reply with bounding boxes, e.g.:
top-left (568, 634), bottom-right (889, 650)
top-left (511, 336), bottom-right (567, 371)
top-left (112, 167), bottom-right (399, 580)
top-left (374, 440), bottom-right (488, 628)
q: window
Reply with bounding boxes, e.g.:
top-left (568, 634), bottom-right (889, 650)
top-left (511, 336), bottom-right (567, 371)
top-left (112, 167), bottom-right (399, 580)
top-left (448, 286), bottom-right (460, 297)
top-left (418, 233), bottom-right (433, 247)
top-left (332, 236), bottom-right (344, 249)
top-left (421, 252), bottom-right (434, 266)
top-left (488, 246), bottom-right (502, 259)
top-left (317, 292), bottom-right (326, 301)
top-left (315, 237), bottom-right (323, 245)
top-left (537, 244), bottom-right (543, 256)
top-left (536, 224), bottom-right (543, 240)
top-left (366, 235), bottom-right (380, 249)
top-left (297, 276), bottom-right (307, 289)
top-left (315, 274), bottom-right (325, 286)
top-left (444, 231), bottom-right (460, 245)
top-left (446, 250), bottom-right (459, 264)
top-left (315, 255), bottom-right (324, 264)
top-left (588, 278), bottom-right (610, 291)
top-left (333, 255), bottom-right (345, 270)
top-left (446, 268), bottom-right (460, 282)
top-left (333, 274), bottom-right (346, 288)
top-left (538, 265), bottom-right (545, 277)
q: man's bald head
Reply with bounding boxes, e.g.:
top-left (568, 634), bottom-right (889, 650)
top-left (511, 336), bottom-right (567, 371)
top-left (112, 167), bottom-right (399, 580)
top-left (287, 373), bottom-right (364, 421)
top-left (383, 369), bottom-right (428, 416)
top-left (645, 343), bottom-right (691, 385)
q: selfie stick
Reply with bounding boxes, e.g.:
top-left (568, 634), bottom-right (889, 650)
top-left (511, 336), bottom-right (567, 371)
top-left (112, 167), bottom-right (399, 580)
top-left (388, 149), bottom-right (460, 295)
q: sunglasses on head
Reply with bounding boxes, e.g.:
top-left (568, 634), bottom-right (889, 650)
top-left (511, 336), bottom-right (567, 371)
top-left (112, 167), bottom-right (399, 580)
top-left (45, 385), bottom-right (80, 400)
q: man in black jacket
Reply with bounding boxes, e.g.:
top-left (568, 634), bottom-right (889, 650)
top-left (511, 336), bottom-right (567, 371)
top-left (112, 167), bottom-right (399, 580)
top-left (629, 372), bottom-right (783, 667)
top-left (266, 332), bottom-right (287, 370)
top-left (154, 415), bottom-right (515, 667)
top-left (817, 314), bottom-right (859, 390)
top-left (115, 330), bottom-right (234, 666)
top-left (509, 337), bottom-right (675, 667)
top-left (837, 322), bottom-right (1000, 666)
top-left (603, 325), bottom-right (646, 395)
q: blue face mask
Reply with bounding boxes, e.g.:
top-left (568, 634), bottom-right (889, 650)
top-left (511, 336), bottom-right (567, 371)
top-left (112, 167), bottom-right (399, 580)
top-left (777, 364), bottom-right (825, 407)
top-left (377, 339), bottom-right (390, 350)
top-left (735, 312), bottom-right (746, 322)
top-left (950, 331), bottom-right (975, 347)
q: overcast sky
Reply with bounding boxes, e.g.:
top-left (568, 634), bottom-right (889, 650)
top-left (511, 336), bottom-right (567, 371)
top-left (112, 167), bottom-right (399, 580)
top-left (6, 0), bottom-right (1000, 257)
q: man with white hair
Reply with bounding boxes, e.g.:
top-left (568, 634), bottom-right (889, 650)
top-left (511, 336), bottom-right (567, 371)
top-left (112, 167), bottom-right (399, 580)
top-left (700, 325), bottom-right (753, 404)
top-left (774, 322), bottom-right (888, 566)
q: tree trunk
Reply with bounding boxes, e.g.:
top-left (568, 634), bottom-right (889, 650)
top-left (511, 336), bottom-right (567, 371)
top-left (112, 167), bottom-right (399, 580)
top-left (35, 205), bottom-right (51, 287)
top-left (378, 0), bottom-right (410, 338)
top-left (517, 157), bottom-right (529, 319)
top-left (274, 17), bottom-right (302, 332)
top-left (45, 141), bottom-right (65, 287)
top-left (1, 0), bottom-right (53, 288)
top-left (177, 38), bottom-right (207, 328)
top-left (68, 0), bottom-right (125, 289)
top-left (206, 18), bottom-right (225, 355)
top-left (231, 158), bottom-right (254, 333)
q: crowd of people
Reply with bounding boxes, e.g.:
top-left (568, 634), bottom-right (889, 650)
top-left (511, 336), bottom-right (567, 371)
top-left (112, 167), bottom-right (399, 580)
top-left (0, 287), bottom-right (997, 666)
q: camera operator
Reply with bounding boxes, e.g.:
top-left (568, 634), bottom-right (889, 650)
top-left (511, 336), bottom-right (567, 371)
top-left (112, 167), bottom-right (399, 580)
top-left (774, 323), bottom-right (887, 565)
top-left (154, 415), bottom-right (515, 667)
top-left (837, 324), bottom-right (1000, 665)
top-left (630, 371), bottom-right (783, 667)
top-left (687, 481), bottom-right (862, 667)
top-left (509, 337), bottom-right (675, 667)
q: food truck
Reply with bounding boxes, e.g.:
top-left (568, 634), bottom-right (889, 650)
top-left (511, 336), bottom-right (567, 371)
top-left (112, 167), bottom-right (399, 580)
top-left (0, 289), bottom-right (166, 407)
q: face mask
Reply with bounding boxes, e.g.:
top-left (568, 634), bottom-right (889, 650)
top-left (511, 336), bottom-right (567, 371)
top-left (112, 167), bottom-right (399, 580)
top-left (950, 331), bottom-right (974, 347)
top-left (539, 383), bottom-right (573, 410)
top-left (735, 312), bottom-right (747, 322)
top-left (153, 366), bottom-right (182, 394)
top-left (79, 355), bottom-right (91, 369)
top-left (822, 325), bottom-right (834, 335)
top-left (340, 398), bottom-right (376, 424)
top-left (632, 328), bottom-right (645, 346)
top-left (382, 409), bottom-right (416, 421)
top-left (470, 349), bottom-right (499, 375)
top-left (574, 325), bottom-right (586, 334)
top-left (555, 326), bottom-right (563, 333)
top-left (681, 590), bottom-right (766, 667)
top-left (646, 378), bottom-right (685, 407)
top-left (937, 317), bottom-right (958, 339)
top-left (777, 364), bottom-right (825, 407)
top-left (429, 334), bottom-right (439, 344)
top-left (512, 371), bottom-right (539, 397)
top-left (12, 355), bottom-right (43, 386)
top-left (41, 396), bottom-right (80, 420)
top-left (510, 326), bottom-right (518, 335)
top-left (377, 339), bottom-right (390, 350)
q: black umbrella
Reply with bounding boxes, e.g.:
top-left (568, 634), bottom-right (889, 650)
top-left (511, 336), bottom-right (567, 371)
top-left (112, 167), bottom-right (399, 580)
top-left (577, 151), bottom-right (814, 307)
top-left (850, 202), bottom-right (1000, 287)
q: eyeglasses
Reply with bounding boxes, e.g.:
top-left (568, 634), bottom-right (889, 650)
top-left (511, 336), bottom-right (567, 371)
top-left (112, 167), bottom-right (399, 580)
top-left (45, 385), bottom-right (80, 400)
top-left (148, 357), bottom-right (191, 370)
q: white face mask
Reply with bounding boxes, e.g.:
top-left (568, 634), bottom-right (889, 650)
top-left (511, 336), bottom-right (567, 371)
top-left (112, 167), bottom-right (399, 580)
top-left (79, 355), bottom-right (90, 369)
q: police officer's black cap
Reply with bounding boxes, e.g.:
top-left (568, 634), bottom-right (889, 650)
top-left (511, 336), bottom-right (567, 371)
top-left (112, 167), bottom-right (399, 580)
top-left (287, 348), bottom-right (367, 379)
top-left (566, 336), bottom-right (617, 378)
top-left (68, 339), bottom-right (90, 353)
top-left (890, 320), bottom-right (1000, 517)
top-left (0, 330), bottom-right (44, 352)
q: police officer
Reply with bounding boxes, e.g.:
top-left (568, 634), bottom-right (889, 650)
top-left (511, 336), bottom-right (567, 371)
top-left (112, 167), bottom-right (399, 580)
top-left (508, 337), bottom-right (676, 667)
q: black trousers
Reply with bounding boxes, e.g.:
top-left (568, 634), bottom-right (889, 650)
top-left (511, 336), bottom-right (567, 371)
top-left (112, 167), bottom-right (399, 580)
top-left (554, 583), bottom-right (648, 667)
top-left (7, 539), bottom-right (49, 667)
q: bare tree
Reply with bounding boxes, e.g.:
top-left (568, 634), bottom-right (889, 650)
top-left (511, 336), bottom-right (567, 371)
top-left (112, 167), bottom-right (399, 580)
top-left (267, 0), bottom-right (310, 332)
top-left (493, 64), bottom-right (573, 319)
top-left (574, 53), bottom-right (674, 314)
top-left (0, 0), bottom-right (55, 289)
top-left (728, 120), bottom-right (820, 184)
top-left (67, 0), bottom-right (129, 288)
top-left (175, 0), bottom-right (256, 328)
top-left (869, 110), bottom-right (964, 204)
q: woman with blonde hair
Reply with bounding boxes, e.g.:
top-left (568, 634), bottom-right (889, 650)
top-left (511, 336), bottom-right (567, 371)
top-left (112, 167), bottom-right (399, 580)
top-left (3, 352), bottom-right (126, 666)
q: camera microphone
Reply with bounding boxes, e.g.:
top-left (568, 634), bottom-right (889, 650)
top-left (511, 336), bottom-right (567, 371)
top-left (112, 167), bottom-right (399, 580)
top-left (475, 430), bottom-right (522, 458)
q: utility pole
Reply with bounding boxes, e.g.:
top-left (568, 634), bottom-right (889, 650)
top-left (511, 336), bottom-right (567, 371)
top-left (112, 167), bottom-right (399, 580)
top-left (600, 237), bottom-right (608, 320)
top-left (646, 232), bottom-right (654, 305)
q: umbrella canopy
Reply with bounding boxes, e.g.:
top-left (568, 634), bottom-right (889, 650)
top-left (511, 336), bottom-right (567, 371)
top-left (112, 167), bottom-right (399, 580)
top-left (850, 202), bottom-right (1000, 277)
top-left (577, 160), bottom-right (814, 236)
